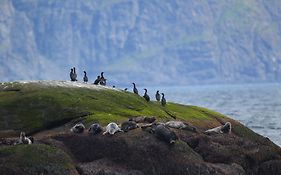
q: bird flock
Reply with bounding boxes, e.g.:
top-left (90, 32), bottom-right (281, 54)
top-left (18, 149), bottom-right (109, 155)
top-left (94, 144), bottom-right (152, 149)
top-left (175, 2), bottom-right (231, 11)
top-left (69, 67), bottom-right (167, 106)
top-left (10, 68), bottom-right (232, 147)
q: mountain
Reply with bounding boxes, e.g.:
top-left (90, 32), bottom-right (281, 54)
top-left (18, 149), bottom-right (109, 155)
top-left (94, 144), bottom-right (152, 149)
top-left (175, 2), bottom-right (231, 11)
top-left (1, 0), bottom-right (281, 85)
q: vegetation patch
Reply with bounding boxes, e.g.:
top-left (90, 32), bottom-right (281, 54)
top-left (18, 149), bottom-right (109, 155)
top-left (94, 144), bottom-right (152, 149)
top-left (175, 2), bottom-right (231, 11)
top-left (0, 144), bottom-right (76, 175)
top-left (0, 81), bottom-right (225, 135)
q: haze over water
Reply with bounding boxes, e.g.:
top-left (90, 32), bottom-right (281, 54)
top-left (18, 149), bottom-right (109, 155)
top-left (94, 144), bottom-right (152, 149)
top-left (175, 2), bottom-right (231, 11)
top-left (144, 83), bottom-right (281, 146)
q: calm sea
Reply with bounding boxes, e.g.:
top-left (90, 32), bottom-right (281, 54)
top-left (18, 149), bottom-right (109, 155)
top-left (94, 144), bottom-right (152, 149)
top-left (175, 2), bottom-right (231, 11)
top-left (141, 83), bottom-right (281, 146)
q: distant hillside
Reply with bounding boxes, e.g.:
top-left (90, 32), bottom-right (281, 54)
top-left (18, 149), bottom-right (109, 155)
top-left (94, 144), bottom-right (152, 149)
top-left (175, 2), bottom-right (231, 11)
top-left (1, 0), bottom-right (281, 85)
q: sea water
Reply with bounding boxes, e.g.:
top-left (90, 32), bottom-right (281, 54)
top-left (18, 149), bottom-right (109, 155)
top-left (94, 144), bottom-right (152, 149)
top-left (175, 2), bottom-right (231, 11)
top-left (142, 83), bottom-right (281, 146)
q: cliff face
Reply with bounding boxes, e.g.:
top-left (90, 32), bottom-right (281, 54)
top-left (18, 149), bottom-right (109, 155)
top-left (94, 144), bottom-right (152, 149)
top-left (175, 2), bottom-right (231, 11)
top-left (1, 0), bottom-right (281, 85)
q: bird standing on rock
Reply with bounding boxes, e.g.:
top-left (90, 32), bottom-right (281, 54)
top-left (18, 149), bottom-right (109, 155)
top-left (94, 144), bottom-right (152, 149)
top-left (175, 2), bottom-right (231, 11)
top-left (94, 76), bottom-right (101, 85)
top-left (143, 88), bottom-right (150, 102)
top-left (83, 71), bottom-right (88, 83)
top-left (73, 67), bottom-right (77, 81)
top-left (70, 68), bottom-right (74, 81)
top-left (161, 93), bottom-right (166, 106)
top-left (132, 83), bottom-right (138, 95)
top-left (100, 79), bottom-right (107, 86)
top-left (100, 72), bottom-right (106, 86)
top-left (155, 90), bottom-right (160, 102)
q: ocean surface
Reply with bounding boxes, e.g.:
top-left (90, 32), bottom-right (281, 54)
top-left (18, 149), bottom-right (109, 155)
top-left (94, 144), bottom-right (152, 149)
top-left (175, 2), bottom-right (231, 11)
top-left (142, 83), bottom-right (281, 146)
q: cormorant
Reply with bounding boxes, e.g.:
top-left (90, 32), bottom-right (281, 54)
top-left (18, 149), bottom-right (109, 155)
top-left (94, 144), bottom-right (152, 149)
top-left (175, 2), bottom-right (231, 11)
top-left (155, 90), bottom-right (160, 101)
top-left (124, 88), bottom-right (128, 91)
top-left (100, 72), bottom-right (106, 86)
top-left (73, 67), bottom-right (77, 81)
top-left (132, 83), bottom-right (138, 95)
top-left (83, 71), bottom-right (88, 83)
top-left (100, 78), bottom-right (106, 86)
top-left (161, 93), bottom-right (166, 106)
top-left (94, 76), bottom-right (101, 85)
top-left (143, 88), bottom-right (150, 102)
top-left (70, 68), bottom-right (74, 81)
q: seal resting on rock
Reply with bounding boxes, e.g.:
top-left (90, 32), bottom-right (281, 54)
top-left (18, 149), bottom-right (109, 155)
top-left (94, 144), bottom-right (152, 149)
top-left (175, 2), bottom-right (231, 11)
top-left (205, 122), bottom-right (231, 134)
top-left (165, 121), bottom-right (197, 132)
top-left (152, 124), bottom-right (178, 144)
top-left (129, 116), bottom-right (156, 123)
top-left (14, 132), bottom-right (32, 145)
top-left (88, 123), bottom-right (103, 135)
top-left (121, 121), bottom-right (139, 132)
top-left (71, 123), bottom-right (85, 133)
top-left (103, 122), bottom-right (123, 135)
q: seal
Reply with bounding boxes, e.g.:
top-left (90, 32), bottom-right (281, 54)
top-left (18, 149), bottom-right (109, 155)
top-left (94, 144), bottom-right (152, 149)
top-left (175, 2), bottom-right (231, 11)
top-left (129, 116), bottom-right (156, 123)
top-left (121, 121), bottom-right (138, 132)
top-left (88, 123), bottom-right (103, 135)
top-left (152, 124), bottom-right (178, 144)
top-left (165, 121), bottom-right (197, 132)
top-left (103, 122), bottom-right (123, 135)
top-left (14, 132), bottom-right (32, 145)
top-left (205, 122), bottom-right (231, 134)
top-left (71, 123), bottom-right (85, 133)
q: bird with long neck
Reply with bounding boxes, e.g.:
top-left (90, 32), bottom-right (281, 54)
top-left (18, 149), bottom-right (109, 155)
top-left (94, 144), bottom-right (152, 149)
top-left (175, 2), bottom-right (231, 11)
top-left (94, 76), bottom-right (101, 85)
top-left (161, 93), bottom-right (166, 106)
top-left (132, 83), bottom-right (138, 95)
top-left (70, 68), bottom-right (74, 81)
top-left (83, 71), bottom-right (88, 83)
top-left (155, 90), bottom-right (160, 102)
top-left (143, 88), bottom-right (150, 102)
top-left (73, 67), bottom-right (77, 81)
top-left (100, 72), bottom-right (106, 85)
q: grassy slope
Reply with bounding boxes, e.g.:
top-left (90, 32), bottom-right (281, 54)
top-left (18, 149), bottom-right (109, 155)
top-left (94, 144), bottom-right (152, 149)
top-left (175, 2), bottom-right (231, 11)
top-left (0, 81), bottom-right (268, 145)
top-left (0, 81), bottom-right (226, 135)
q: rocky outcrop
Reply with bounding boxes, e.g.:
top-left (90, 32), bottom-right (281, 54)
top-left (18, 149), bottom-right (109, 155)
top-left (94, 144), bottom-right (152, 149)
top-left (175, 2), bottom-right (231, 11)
top-left (0, 82), bottom-right (280, 174)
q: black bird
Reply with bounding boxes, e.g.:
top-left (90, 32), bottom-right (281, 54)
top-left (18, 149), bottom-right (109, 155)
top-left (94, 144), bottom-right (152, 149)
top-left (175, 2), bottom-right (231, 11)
top-left (143, 89), bottom-right (150, 102)
top-left (132, 83), bottom-right (138, 95)
top-left (100, 72), bottom-right (106, 86)
top-left (94, 76), bottom-right (101, 85)
top-left (155, 90), bottom-right (160, 102)
top-left (83, 71), bottom-right (88, 83)
top-left (161, 93), bottom-right (166, 106)
top-left (124, 88), bottom-right (128, 91)
top-left (73, 67), bottom-right (77, 81)
top-left (70, 68), bottom-right (74, 81)
top-left (100, 78), bottom-right (106, 86)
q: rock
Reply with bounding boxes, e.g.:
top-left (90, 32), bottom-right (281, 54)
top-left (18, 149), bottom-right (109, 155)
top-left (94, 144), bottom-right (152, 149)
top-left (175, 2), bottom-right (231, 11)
top-left (182, 133), bottom-right (281, 174)
top-left (77, 159), bottom-right (144, 175)
top-left (257, 160), bottom-right (281, 175)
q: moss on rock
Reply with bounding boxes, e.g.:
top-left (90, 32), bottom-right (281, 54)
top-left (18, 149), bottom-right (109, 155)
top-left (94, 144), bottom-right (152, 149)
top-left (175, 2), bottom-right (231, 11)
top-left (0, 144), bottom-right (77, 175)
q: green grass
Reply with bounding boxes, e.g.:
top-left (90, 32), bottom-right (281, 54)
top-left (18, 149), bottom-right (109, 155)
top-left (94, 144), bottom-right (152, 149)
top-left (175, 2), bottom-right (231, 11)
top-left (0, 144), bottom-right (76, 175)
top-left (0, 81), bottom-right (231, 134)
